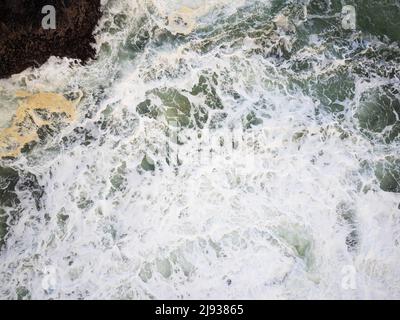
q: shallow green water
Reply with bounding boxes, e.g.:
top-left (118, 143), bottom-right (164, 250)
top-left (0, 0), bottom-right (400, 299)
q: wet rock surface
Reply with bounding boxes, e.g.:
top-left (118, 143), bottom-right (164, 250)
top-left (0, 0), bottom-right (102, 79)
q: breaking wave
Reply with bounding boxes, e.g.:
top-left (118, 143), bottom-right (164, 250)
top-left (0, 0), bottom-right (400, 299)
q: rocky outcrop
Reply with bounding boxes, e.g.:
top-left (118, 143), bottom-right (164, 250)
top-left (0, 0), bottom-right (102, 78)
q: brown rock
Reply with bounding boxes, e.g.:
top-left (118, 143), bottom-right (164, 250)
top-left (0, 0), bottom-right (102, 78)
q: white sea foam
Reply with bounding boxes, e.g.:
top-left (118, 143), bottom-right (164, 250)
top-left (0, 0), bottom-right (399, 299)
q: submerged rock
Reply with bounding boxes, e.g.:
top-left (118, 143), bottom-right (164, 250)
top-left (0, 0), bottom-right (102, 78)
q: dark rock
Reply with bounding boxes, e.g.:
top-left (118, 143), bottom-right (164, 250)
top-left (0, 0), bottom-right (102, 78)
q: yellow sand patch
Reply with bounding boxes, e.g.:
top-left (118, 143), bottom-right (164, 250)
top-left (0, 91), bottom-right (82, 158)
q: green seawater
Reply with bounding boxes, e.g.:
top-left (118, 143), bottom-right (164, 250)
top-left (0, 0), bottom-right (400, 299)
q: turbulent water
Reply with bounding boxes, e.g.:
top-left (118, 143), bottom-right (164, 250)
top-left (0, 0), bottom-right (400, 299)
